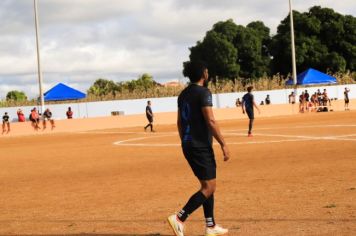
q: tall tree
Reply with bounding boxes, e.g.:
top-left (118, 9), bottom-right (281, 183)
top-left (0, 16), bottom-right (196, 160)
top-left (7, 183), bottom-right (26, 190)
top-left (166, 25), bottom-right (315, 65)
top-left (210, 19), bottom-right (239, 43)
top-left (87, 78), bottom-right (119, 98)
top-left (235, 22), bottom-right (271, 78)
top-left (271, 6), bottom-right (356, 75)
top-left (184, 29), bottom-right (240, 80)
top-left (184, 19), bottom-right (271, 81)
top-left (339, 15), bottom-right (356, 71)
top-left (124, 73), bottom-right (155, 92)
top-left (247, 21), bottom-right (271, 58)
top-left (6, 90), bottom-right (27, 101)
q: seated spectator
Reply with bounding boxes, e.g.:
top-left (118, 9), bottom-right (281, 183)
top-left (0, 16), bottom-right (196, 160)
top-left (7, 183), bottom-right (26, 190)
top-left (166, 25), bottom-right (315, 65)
top-left (260, 101), bottom-right (265, 105)
top-left (289, 92), bottom-right (296, 104)
top-left (66, 107), bottom-right (73, 119)
top-left (310, 92), bottom-right (318, 111)
top-left (307, 100), bottom-right (314, 111)
top-left (304, 90), bottom-right (310, 103)
top-left (17, 109), bottom-right (25, 122)
top-left (30, 107), bottom-right (41, 130)
top-left (235, 98), bottom-right (242, 107)
top-left (2, 112), bottom-right (10, 134)
top-left (265, 95), bottom-right (271, 105)
top-left (299, 92), bottom-right (305, 113)
top-left (323, 89), bottom-right (331, 106)
top-left (43, 108), bottom-right (55, 130)
top-left (317, 89), bottom-right (322, 105)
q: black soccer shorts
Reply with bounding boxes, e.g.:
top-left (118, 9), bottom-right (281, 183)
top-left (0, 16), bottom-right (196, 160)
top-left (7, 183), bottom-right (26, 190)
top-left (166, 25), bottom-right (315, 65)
top-left (182, 146), bottom-right (216, 180)
top-left (246, 108), bottom-right (254, 120)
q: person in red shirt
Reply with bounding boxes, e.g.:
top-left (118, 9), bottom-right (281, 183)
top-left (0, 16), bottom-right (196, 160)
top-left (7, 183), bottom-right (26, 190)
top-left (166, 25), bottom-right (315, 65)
top-left (30, 108), bottom-right (40, 130)
top-left (66, 107), bottom-right (73, 119)
top-left (17, 109), bottom-right (25, 122)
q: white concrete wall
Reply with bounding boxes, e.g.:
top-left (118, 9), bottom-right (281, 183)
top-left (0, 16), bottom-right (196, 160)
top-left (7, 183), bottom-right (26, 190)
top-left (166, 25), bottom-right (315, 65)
top-left (1, 84), bottom-right (356, 121)
top-left (215, 84), bottom-right (356, 108)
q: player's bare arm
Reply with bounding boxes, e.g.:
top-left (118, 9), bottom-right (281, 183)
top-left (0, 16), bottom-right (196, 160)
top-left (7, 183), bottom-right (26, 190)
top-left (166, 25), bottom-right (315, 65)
top-left (202, 106), bottom-right (230, 161)
top-left (253, 101), bottom-right (260, 114)
top-left (177, 111), bottom-right (183, 140)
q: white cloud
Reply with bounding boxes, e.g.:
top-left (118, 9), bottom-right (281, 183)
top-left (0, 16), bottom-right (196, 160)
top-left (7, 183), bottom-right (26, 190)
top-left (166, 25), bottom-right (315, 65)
top-left (0, 0), bottom-right (355, 99)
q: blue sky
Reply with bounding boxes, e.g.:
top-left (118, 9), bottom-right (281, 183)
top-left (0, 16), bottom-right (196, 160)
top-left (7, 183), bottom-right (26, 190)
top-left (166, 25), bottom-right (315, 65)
top-left (0, 0), bottom-right (355, 99)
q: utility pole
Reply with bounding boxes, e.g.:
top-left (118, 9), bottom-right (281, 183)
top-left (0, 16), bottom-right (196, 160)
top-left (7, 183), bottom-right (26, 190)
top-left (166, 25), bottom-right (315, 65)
top-left (34, 0), bottom-right (45, 114)
top-left (289, 0), bottom-right (297, 93)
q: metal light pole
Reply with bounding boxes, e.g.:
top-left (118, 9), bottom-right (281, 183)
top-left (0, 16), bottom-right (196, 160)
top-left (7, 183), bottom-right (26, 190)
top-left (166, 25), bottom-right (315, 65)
top-left (289, 0), bottom-right (297, 92)
top-left (34, 0), bottom-right (45, 114)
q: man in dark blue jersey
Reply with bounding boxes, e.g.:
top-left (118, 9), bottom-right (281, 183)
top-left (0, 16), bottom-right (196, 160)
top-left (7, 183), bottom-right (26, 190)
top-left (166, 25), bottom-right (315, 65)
top-left (242, 86), bottom-right (260, 137)
top-left (2, 112), bottom-right (10, 134)
top-left (167, 61), bottom-right (230, 236)
top-left (344, 87), bottom-right (350, 110)
top-left (144, 100), bottom-right (155, 132)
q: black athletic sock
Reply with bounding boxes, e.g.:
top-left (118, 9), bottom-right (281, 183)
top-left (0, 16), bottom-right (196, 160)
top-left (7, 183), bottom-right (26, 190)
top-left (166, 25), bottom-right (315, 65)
top-left (248, 119), bottom-right (254, 134)
top-left (177, 191), bottom-right (207, 222)
top-left (203, 194), bottom-right (215, 227)
top-left (150, 124), bottom-right (153, 131)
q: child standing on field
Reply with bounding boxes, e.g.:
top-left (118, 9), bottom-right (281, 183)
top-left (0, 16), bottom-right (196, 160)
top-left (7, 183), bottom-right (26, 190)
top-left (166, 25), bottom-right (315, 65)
top-left (2, 112), bottom-right (10, 134)
top-left (344, 87), bottom-right (350, 110)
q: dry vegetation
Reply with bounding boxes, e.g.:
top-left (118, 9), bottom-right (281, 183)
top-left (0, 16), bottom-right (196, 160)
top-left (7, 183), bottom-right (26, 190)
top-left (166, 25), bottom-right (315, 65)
top-left (1, 72), bottom-right (355, 108)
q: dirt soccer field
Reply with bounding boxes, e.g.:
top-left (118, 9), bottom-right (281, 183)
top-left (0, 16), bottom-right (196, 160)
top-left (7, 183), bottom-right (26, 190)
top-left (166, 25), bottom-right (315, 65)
top-left (1, 111), bottom-right (356, 236)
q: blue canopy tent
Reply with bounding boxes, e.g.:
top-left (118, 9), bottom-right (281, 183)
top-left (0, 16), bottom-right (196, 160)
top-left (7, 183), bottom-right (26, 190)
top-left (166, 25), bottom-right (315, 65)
top-left (285, 68), bottom-right (337, 85)
top-left (42, 83), bottom-right (87, 118)
top-left (44, 83), bottom-right (86, 101)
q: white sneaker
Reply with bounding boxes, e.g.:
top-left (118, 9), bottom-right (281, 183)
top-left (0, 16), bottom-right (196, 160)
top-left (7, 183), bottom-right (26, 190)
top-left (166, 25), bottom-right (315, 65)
top-left (205, 224), bottom-right (228, 236)
top-left (167, 214), bottom-right (184, 236)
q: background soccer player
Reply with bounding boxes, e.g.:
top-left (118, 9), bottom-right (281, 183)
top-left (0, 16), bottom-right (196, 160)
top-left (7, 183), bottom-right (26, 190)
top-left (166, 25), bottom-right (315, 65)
top-left (2, 112), bottom-right (10, 134)
top-left (344, 87), bottom-right (350, 110)
top-left (242, 86), bottom-right (260, 137)
top-left (144, 100), bottom-right (155, 132)
top-left (168, 61), bottom-right (230, 236)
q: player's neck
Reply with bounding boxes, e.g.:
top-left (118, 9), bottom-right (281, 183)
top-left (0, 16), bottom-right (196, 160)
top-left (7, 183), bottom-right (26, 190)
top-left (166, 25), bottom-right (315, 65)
top-left (193, 78), bottom-right (205, 86)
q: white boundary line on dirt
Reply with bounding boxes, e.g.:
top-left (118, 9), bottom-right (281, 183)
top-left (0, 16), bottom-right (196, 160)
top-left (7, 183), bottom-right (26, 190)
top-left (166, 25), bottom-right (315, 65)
top-left (81, 124), bottom-right (356, 135)
top-left (113, 138), bottom-right (321, 147)
top-left (78, 131), bottom-right (177, 135)
top-left (81, 131), bottom-right (179, 135)
top-left (82, 123), bottom-right (356, 147)
top-left (113, 134), bottom-right (175, 145)
top-left (229, 133), bottom-right (356, 140)
top-left (113, 132), bottom-right (356, 147)
top-left (224, 124), bottom-right (356, 132)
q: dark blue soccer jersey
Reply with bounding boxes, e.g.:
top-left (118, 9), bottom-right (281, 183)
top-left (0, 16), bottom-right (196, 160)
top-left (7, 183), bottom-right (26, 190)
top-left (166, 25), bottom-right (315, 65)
top-left (178, 84), bottom-right (213, 147)
top-left (146, 106), bottom-right (152, 117)
top-left (242, 93), bottom-right (254, 109)
top-left (2, 115), bottom-right (9, 122)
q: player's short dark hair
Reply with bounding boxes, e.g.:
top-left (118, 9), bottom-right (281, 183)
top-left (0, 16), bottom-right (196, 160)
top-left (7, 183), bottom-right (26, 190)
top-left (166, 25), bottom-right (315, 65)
top-left (247, 86), bottom-right (253, 92)
top-left (184, 61), bottom-right (207, 83)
